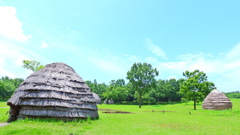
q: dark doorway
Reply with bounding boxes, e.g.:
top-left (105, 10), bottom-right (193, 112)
top-left (8, 105), bottom-right (21, 122)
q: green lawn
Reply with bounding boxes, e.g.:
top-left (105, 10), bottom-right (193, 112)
top-left (0, 99), bottom-right (240, 135)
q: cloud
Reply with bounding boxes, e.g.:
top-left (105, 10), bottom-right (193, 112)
top-left (90, 58), bottom-right (126, 76)
top-left (145, 57), bottom-right (159, 64)
top-left (0, 6), bottom-right (31, 41)
top-left (125, 55), bottom-right (142, 63)
top-left (147, 44), bottom-right (240, 92)
top-left (0, 57), bottom-right (16, 78)
top-left (41, 41), bottom-right (48, 48)
top-left (0, 40), bottom-right (43, 79)
top-left (145, 38), bottom-right (168, 59)
top-left (226, 44), bottom-right (240, 59)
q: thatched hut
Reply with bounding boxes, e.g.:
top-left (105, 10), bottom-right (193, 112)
top-left (7, 62), bottom-right (99, 122)
top-left (92, 93), bottom-right (101, 104)
top-left (202, 89), bottom-right (232, 110)
top-left (103, 99), bottom-right (114, 104)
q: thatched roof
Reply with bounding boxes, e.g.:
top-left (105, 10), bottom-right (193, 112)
top-left (92, 93), bottom-right (101, 104)
top-left (7, 62), bottom-right (98, 122)
top-left (202, 89), bottom-right (232, 110)
top-left (103, 99), bottom-right (114, 104)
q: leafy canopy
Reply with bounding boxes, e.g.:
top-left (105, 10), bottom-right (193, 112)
top-left (22, 60), bottom-right (45, 72)
top-left (127, 62), bottom-right (159, 108)
top-left (180, 70), bottom-right (216, 110)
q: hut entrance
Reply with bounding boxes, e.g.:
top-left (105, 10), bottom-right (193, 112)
top-left (8, 105), bottom-right (21, 122)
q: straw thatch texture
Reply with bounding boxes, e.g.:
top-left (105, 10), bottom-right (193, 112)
top-left (92, 93), bottom-right (101, 104)
top-left (7, 63), bottom-right (98, 122)
top-left (202, 89), bottom-right (232, 110)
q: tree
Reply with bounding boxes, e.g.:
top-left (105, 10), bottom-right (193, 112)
top-left (126, 62), bottom-right (159, 108)
top-left (86, 79), bottom-right (108, 99)
top-left (179, 70), bottom-right (216, 110)
top-left (106, 86), bottom-right (128, 104)
top-left (22, 60), bottom-right (45, 72)
top-left (0, 77), bottom-right (23, 100)
top-left (0, 81), bottom-right (7, 100)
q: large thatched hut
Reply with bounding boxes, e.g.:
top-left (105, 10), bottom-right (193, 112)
top-left (202, 89), bottom-right (232, 110)
top-left (7, 62), bottom-right (99, 122)
top-left (92, 93), bottom-right (101, 104)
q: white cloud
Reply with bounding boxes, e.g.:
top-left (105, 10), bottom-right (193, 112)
top-left (226, 44), bottom-right (240, 59)
top-left (0, 57), bottom-right (16, 78)
top-left (145, 57), bottom-right (159, 64)
top-left (147, 44), bottom-right (240, 92)
top-left (41, 41), bottom-right (48, 48)
top-left (0, 6), bottom-right (31, 41)
top-left (145, 38), bottom-right (168, 60)
top-left (0, 40), bottom-right (43, 79)
top-left (125, 55), bottom-right (142, 63)
top-left (90, 58), bottom-right (126, 76)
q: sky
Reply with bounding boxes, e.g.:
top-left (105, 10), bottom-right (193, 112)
top-left (0, 0), bottom-right (240, 92)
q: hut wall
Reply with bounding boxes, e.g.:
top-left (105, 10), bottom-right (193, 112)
top-left (202, 101), bottom-right (232, 110)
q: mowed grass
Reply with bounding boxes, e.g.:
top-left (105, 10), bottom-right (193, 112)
top-left (0, 101), bottom-right (9, 123)
top-left (0, 99), bottom-right (239, 135)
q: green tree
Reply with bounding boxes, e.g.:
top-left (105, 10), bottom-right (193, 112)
top-left (125, 82), bottom-right (135, 103)
top-left (0, 81), bottom-right (7, 100)
top-left (103, 79), bottom-right (128, 103)
top-left (180, 70), bottom-right (216, 110)
top-left (0, 76), bottom-right (23, 100)
top-left (126, 62), bottom-right (159, 108)
top-left (22, 60), bottom-right (45, 72)
top-left (107, 86), bottom-right (128, 104)
top-left (86, 79), bottom-right (108, 99)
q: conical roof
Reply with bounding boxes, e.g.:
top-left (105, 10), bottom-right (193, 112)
top-left (202, 89), bottom-right (232, 110)
top-left (92, 93), bottom-right (101, 104)
top-left (7, 62), bottom-right (98, 121)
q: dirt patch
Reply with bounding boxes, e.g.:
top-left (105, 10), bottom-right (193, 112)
top-left (0, 123), bottom-right (9, 127)
top-left (158, 123), bottom-right (180, 129)
top-left (144, 110), bottom-right (176, 112)
top-left (98, 109), bottom-right (117, 111)
top-left (99, 109), bottom-right (133, 114)
top-left (102, 111), bottom-right (133, 114)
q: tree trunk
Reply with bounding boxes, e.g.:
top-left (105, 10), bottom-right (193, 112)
top-left (193, 91), bottom-right (196, 110)
top-left (139, 93), bottom-right (142, 108)
top-left (194, 100), bottom-right (196, 110)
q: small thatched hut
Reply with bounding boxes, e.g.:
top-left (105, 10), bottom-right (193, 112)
top-left (7, 62), bottom-right (99, 122)
top-left (92, 93), bottom-right (101, 104)
top-left (103, 99), bottom-right (114, 104)
top-left (202, 89), bottom-right (232, 110)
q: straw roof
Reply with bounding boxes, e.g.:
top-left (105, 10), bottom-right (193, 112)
top-left (7, 62), bottom-right (99, 122)
top-left (202, 89), bottom-right (232, 110)
top-left (103, 99), bottom-right (114, 104)
top-left (92, 93), bottom-right (101, 104)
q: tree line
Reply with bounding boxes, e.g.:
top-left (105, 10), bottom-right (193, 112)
top-left (0, 76), bottom-right (24, 100)
top-left (86, 78), bottom-right (184, 105)
top-left (225, 91), bottom-right (240, 99)
top-left (87, 63), bottom-right (216, 110)
top-left (0, 60), bottom-right (217, 110)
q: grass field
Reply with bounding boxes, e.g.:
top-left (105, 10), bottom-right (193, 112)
top-left (0, 99), bottom-right (240, 135)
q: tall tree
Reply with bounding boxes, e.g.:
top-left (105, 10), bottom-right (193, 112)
top-left (180, 70), bottom-right (216, 110)
top-left (126, 62), bottom-right (159, 108)
top-left (22, 60), bottom-right (45, 72)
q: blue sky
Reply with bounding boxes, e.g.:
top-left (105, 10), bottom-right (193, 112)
top-left (1, 1), bottom-right (240, 92)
